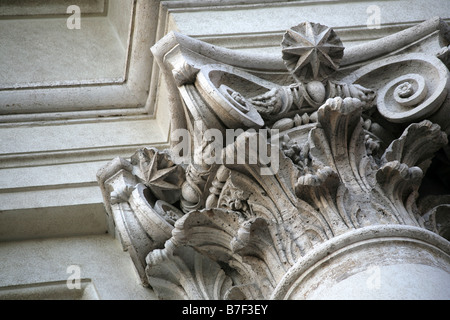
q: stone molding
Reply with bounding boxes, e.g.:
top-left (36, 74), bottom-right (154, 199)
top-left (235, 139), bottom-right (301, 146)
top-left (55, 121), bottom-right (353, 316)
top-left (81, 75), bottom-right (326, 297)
top-left (98, 17), bottom-right (450, 299)
top-left (272, 225), bottom-right (450, 299)
top-left (0, 0), bottom-right (156, 123)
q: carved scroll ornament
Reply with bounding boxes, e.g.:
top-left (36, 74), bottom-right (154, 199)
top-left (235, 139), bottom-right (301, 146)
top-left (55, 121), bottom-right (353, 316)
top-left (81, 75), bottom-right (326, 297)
top-left (98, 18), bottom-right (450, 299)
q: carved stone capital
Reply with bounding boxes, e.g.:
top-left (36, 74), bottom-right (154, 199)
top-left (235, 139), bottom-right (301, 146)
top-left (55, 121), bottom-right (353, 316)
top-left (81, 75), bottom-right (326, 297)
top-left (98, 18), bottom-right (450, 299)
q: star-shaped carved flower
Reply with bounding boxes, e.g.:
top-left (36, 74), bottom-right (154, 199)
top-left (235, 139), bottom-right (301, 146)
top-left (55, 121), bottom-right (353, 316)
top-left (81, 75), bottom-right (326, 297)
top-left (131, 148), bottom-right (185, 204)
top-left (281, 22), bottom-right (344, 81)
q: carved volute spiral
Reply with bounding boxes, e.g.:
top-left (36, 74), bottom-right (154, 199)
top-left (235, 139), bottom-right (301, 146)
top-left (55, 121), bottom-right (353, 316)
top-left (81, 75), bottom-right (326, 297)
top-left (98, 18), bottom-right (450, 300)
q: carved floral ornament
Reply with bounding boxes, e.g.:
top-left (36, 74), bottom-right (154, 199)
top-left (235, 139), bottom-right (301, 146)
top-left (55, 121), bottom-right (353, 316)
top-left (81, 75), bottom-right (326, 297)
top-left (97, 18), bottom-right (450, 299)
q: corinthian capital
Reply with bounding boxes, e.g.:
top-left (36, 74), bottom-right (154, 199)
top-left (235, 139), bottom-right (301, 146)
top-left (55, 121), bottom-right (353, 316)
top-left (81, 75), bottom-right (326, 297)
top-left (98, 17), bottom-right (450, 300)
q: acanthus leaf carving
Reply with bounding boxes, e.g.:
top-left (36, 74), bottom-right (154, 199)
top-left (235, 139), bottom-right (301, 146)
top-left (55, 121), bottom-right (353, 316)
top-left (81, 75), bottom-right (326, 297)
top-left (146, 240), bottom-right (233, 300)
top-left (381, 120), bottom-right (448, 169)
top-left (376, 120), bottom-right (448, 226)
top-left (98, 17), bottom-right (450, 299)
top-left (170, 207), bottom-right (266, 299)
top-left (419, 194), bottom-right (450, 239)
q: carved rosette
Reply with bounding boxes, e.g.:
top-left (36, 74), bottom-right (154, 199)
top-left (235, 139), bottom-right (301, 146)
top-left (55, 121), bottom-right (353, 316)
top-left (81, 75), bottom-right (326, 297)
top-left (98, 18), bottom-right (450, 299)
top-left (281, 22), bottom-right (344, 81)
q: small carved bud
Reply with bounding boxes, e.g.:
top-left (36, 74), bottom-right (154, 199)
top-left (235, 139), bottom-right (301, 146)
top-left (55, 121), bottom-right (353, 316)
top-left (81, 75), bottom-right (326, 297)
top-left (216, 166), bottom-right (230, 182)
top-left (205, 194), bottom-right (218, 209)
top-left (181, 181), bottom-right (200, 204)
top-left (306, 81), bottom-right (326, 103)
top-left (272, 118), bottom-right (294, 131)
top-left (294, 114), bottom-right (303, 126)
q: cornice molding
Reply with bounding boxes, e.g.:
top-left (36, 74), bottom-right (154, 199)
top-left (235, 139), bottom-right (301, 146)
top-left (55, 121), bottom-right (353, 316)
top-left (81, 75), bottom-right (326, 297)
top-left (0, 0), bottom-right (157, 123)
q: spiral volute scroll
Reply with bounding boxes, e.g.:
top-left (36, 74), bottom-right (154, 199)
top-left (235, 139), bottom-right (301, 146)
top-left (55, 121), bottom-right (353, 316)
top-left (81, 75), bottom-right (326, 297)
top-left (346, 53), bottom-right (449, 124)
top-left (390, 74), bottom-right (428, 107)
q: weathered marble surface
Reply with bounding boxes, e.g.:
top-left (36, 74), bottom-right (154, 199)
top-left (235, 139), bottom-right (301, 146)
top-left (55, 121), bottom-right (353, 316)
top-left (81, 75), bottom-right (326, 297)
top-left (98, 17), bottom-right (450, 299)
